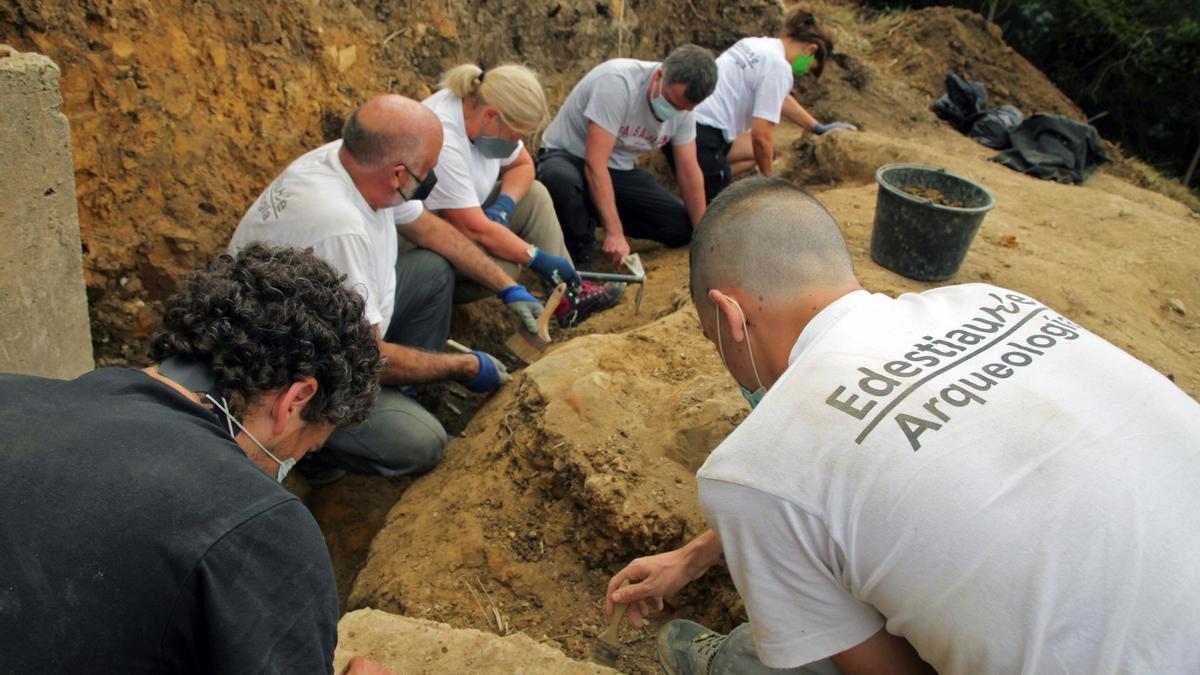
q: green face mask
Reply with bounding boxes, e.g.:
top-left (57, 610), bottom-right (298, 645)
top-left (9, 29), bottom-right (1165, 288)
top-left (791, 52), bottom-right (814, 77)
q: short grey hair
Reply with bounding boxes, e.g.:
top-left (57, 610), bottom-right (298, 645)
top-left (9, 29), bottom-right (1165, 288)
top-left (662, 44), bottom-right (718, 105)
top-left (690, 176), bottom-right (856, 305)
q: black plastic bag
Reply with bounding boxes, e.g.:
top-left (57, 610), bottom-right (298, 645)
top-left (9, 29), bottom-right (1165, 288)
top-left (932, 72), bottom-right (988, 133)
top-left (969, 105), bottom-right (1024, 149)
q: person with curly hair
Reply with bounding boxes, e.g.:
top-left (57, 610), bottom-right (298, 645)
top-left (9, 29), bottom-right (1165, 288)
top-left (231, 94), bottom-right (541, 484)
top-left (0, 244), bottom-right (391, 674)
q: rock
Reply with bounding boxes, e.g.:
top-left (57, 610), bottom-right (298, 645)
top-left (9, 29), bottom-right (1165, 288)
top-left (1166, 298), bottom-right (1187, 316)
top-left (334, 609), bottom-right (617, 674)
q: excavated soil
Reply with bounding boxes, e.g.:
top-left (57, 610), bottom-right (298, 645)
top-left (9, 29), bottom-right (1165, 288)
top-left (5, 1), bottom-right (1200, 673)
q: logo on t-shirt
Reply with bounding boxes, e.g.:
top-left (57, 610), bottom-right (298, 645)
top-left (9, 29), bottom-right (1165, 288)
top-left (730, 42), bottom-right (763, 70)
top-left (824, 291), bottom-right (1085, 451)
top-left (256, 179), bottom-right (291, 221)
top-left (618, 124), bottom-right (670, 150)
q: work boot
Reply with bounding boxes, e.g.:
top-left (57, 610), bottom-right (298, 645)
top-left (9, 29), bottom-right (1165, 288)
top-left (554, 280), bottom-right (625, 328)
top-left (656, 620), bottom-right (727, 675)
top-left (657, 621), bottom-right (842, 675)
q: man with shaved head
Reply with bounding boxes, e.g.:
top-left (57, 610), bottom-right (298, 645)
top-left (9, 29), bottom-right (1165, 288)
top-left (232, 94), bottom-right (545, 483)
top-left (605, 177), bottom-right (1200, 674)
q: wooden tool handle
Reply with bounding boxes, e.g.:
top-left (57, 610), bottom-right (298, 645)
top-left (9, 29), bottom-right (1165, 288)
top-left (538, 283), bottom-right (566, 343)
top-left (600, 600), bottom-right (628, 642)
top-left (445, 339), bottom-right (472, 354)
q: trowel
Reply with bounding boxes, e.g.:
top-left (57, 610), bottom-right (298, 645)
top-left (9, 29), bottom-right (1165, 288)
top-left (504, 282), bottom-right (566, 365)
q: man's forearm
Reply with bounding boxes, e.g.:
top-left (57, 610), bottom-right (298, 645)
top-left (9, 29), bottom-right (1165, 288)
top-left (378, 339), bottom-right (477, 386)
top-left (399, 210), bottom-right (515, 292)
top-left (681, 529), bottom-right (724, 580)
top-left (676, 160), bottom-right (707, 227)
top-left (584, 160), bottom-right (624, 237)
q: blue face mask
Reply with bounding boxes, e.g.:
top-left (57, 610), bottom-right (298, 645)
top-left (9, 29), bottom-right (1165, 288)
top-left (714, 295), bottom-right (768, 409)
top-left (650, 74), bottom-right (678, 122)
top-left (474, 115), bottom-right (519, 159)
top-left (204, 393), bottom-right (296, 483)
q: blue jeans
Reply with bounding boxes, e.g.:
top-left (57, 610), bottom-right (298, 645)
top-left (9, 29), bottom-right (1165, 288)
top-left (314, 248), bottom-right (454, 477)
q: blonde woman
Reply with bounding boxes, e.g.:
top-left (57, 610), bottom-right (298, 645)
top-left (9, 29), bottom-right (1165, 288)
top-left (422, 64), bottom-right (622, 327)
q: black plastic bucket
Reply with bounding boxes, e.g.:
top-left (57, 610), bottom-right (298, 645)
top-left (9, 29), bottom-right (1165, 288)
top-left (870, 164), bottom-right (996, 281)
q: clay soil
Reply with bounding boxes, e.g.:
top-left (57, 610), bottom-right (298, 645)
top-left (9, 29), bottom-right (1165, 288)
top-left (5, 1), bottom-right (1200, 672)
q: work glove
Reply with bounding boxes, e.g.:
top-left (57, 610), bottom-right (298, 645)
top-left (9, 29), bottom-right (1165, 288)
top-left (463, 350), bottom-right (511, 393)
top-left (528, 247), bottom-right (582, 289)
top-left (497, 284), bottom-right (543, 334)
top-left (483, 193), bottom-right (517, 228)
top-left (812, 121), bottom-right (858, 135)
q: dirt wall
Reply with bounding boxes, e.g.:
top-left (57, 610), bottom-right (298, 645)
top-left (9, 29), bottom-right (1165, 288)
top-left (0, 0), bottom-right (782, 366)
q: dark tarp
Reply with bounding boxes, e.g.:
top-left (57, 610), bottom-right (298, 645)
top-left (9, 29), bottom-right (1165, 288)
top-left (992, 114), bottom-right (1110, 184)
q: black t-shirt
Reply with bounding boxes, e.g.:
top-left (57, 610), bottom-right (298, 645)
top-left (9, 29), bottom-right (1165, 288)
top-left (0, 368), bottom-right (338, 673)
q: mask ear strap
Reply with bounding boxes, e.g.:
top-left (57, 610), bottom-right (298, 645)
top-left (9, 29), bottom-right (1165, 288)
top-left (725, 295), bottom-right (766, 391)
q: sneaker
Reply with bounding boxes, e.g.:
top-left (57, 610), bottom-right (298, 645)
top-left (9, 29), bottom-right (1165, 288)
top-left (554, 280), bottom-right (625, 328)
top-left (656, 620), bottom-right (727, 675)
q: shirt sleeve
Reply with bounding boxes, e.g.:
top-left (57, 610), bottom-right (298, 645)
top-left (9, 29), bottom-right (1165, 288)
top-left (582, 74), bottom-right (635, 137)
top-left (699, 478), bottom-right (884, 668)
top-left (423, 132), bottom-right (485, 211)
top-left (751, 61), bottom-right (793, 124)
top-left (499, 140), bottom-right (525, 168)
top-left (392, 201), bottom-right (423, 226)
top-left (307, 235), bottom-right (384, 328)
top-left (670, 111), bottom-right (698, 145)
top-left (162, 499), bottom-right (339, 674)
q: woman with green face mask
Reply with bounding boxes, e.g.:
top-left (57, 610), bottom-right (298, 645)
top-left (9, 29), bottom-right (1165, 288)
top-left (676, 6), bottom-right (858, 203)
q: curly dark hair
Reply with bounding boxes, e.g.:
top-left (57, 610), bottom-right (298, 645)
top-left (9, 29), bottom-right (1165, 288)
top-left (150, 243), bottom-right (382, 427)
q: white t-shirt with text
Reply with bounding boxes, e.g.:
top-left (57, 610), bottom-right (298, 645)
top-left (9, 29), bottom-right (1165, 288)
top-left (230, 140), bottom-right (422, 334)
top-left (541, 59), bottom-right (697, 170)
top-left (698, 284), bottom-right (1200, 674)
top-left (421, 88), bottom-right (523, 211)
top-left (694, 37), bottom-right (793, 142)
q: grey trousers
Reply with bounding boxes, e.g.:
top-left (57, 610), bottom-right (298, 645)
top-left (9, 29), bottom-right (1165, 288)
top-left (318, 248), bottom-right (453, 477)
top-left (453, 180), bottom-right (573, 303)
top-left (710, 624), bottom-right (841, 675)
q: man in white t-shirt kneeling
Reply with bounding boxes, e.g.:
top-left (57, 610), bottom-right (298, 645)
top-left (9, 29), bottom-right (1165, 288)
top-left (604, 176), bottom-right (1200, 674)
top-left (231, 95), bottom-right (545, 484)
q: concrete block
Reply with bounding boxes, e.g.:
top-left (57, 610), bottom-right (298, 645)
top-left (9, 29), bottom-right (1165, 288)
top-left (0, 45), bottom-right (94, 379)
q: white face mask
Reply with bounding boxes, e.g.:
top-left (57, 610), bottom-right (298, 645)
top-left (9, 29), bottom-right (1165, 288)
top-left (713, 295), bottom-right (767, 408)
top-left (204, 393), bottom-right (296, 483)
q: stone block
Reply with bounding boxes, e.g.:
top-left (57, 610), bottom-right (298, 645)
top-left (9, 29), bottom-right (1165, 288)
top-left (0, 46), bottom-right (93, 378)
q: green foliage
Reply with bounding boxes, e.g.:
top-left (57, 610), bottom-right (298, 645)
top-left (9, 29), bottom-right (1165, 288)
top-left (863, 0), bottom-right (1200, 185)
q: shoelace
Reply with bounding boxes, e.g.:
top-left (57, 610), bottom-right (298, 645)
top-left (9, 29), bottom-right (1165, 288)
top-left (692, 631), bottom-right (728, 667)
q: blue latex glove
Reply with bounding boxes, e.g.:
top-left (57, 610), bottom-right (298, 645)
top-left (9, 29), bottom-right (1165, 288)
top-left (812, 121), bottom-right (859, 135)
top-left (483, 193), bottom-right (517, 228)
top-left (463, 350), bottom-right (511, 393)
top-left (528, 247), bottom-right (582, 288)
top-left (497, 284), bottom-right (542, 334)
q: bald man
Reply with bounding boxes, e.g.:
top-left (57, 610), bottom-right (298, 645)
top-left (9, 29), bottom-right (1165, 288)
top-left (231, 94), bottom-right (544, 484)
top-left (604, 177), bottom-right (1200, 674)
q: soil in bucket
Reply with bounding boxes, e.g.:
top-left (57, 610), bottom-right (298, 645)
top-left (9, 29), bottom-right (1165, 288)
top-left (870, 164), bottom-right (996, 281)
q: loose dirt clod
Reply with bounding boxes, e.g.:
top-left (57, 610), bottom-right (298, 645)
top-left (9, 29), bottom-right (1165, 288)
top-left (900, 184), bottom-right (966, 207)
